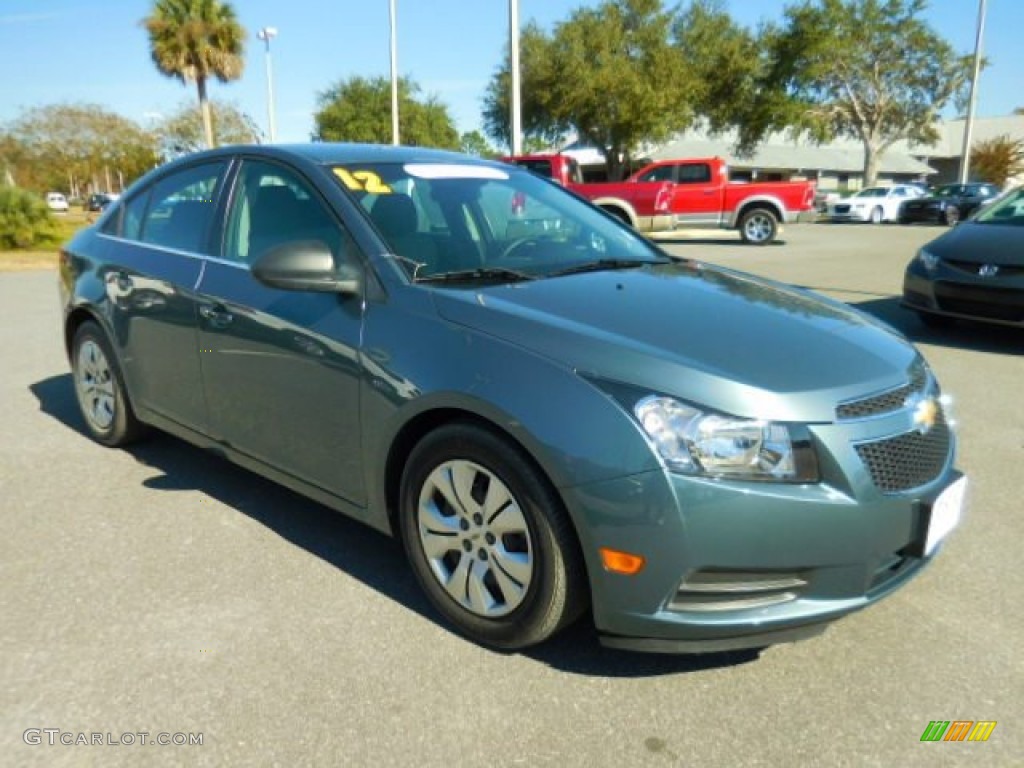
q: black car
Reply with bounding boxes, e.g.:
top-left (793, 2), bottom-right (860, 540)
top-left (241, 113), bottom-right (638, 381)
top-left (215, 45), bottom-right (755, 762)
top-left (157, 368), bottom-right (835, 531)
top-left (899, 182), bottom-right (1000, 226)
top-left (86, 193), bottom-right (119, 212)
top-left (903, 185), bottom-right (1024, 327)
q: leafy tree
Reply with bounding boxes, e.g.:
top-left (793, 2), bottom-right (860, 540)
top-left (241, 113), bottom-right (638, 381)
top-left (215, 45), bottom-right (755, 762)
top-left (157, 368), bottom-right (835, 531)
top-left (484, 0), bottom-right (695, 179)
top-left (2, 104), bottom-right (159, 196)
top-left (970, 134), bottom-right (1024, 187)
top-left (313, 76), bottom-right (460, 149)
top-left (460, 130), bottom-right (499, 158)
top-left (753, 0), bottom-right (972, 185)
top-left (154, 99), bottom-right (262, 158)
top-left (672, 0), bottom-right (771, 139)
top-left (482, 22), bottom-right (568, 152)
top-left (142, 0), bottom-right (246, 150)
top-left (0, 186), bottom-right (59, 250)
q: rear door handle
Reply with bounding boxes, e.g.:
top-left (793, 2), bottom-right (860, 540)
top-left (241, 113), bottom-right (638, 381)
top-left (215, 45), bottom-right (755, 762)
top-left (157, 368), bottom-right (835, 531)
top-left (199, 304), bottom-right (233, 327)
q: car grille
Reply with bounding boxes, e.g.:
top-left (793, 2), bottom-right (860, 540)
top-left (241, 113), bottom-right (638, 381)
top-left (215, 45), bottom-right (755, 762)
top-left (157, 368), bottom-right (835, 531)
top-left (935, 282), bottom-right (1024, 322)
top-left (836, 364), bottom-right (928, 420)
top-left (834, 204), bottom-right (850, 214)
top-left (855, 412), bottom-right (952, 493)
top-left (945, 260), bottom-right (1024, 278)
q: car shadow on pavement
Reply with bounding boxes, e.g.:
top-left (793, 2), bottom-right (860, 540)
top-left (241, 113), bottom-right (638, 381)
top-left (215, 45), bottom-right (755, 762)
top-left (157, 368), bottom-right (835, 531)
top-left (845, 295), bottom-right (1024, 355)
top-left (30, 373), bottom-right (756, 678)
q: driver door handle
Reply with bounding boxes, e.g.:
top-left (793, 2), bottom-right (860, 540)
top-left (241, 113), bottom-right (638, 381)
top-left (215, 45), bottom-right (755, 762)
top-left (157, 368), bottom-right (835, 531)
top-left (199, 304), bottom-right (233, 328)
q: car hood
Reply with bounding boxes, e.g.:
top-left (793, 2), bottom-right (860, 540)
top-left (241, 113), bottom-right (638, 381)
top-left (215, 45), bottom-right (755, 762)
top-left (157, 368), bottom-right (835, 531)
top-left (926, 222), bottom-right (1024, 265)
top-left (431, 262), bottom-right (918, 422)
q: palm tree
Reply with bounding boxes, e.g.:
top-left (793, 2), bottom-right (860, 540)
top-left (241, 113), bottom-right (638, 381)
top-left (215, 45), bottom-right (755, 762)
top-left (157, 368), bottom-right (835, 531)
top-left (142, 0), bottom-right (246, 150)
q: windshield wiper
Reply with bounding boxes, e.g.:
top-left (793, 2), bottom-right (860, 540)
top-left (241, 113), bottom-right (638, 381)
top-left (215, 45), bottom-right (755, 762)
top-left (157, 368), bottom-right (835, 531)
top-left (416, 267), bottom-right (537, 284)
top-left (547, 258), bottom-right (666, 278)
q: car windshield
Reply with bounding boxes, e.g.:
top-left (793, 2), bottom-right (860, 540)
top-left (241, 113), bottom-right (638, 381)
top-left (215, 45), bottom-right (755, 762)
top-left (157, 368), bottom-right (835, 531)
top-left (933, 185), bottom-right (965, 198)
top-left (331, 161), bottom-right (667, 282)
top-left (855, 188), bottom-right (889, 198)
top-left (973, 187), bottom-right (1024, 226)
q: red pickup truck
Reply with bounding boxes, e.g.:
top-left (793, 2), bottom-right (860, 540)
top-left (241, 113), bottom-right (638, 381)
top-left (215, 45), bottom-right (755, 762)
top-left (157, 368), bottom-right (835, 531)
top-left (502, 154), bottom-right (815, 245)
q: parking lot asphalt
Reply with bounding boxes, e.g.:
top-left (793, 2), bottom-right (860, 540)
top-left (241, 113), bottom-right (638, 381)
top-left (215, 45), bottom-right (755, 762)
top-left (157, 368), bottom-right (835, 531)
top-left (2, 222), bottom-right (1021, 767)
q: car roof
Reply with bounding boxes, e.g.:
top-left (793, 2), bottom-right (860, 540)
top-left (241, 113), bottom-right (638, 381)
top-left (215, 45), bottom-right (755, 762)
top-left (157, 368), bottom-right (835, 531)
top-left (183, 142), bottom-right (497, 168)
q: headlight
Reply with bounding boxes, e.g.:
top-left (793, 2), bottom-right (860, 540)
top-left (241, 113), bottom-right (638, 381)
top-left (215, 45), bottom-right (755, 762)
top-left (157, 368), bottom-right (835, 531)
top-left (633, 396), bottom-right (818, 482)
top-left (916, 248), bottom-right (939, 272)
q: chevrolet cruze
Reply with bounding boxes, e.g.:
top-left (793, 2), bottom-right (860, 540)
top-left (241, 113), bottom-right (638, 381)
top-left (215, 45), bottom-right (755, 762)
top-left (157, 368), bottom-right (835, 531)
top-left (59, 144), bottom-right (965, 653)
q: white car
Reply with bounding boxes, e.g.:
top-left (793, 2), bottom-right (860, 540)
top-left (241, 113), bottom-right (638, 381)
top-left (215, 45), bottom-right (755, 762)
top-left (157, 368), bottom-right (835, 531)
top-left (827, 185), bottom-right (922, 224)
top-left (46, 192), bottom-right (69, 212)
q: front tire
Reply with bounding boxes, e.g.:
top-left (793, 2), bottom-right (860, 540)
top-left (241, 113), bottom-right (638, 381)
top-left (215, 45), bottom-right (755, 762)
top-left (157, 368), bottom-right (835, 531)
top-left (870, 206), bottom-right (884, 224)
top-left (739, 207), bottom-right (778, 245)
top-left (917, 311), bottom-right (954, 329)
top-left (71, 321), bottom-right (146, 446)
top-left (399, 423), bottom-right (587, 650)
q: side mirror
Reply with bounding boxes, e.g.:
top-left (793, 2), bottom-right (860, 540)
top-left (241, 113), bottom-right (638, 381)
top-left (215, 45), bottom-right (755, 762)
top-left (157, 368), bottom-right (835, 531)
top-left (252, 240), bottom-right (361, 295)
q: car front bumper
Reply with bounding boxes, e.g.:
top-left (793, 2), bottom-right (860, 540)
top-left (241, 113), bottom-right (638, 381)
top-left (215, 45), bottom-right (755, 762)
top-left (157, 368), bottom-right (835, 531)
top-left (828, 209), bottom-right (871, 222)
top-left (563, 408), bottom-right (961, 653)
top-left (903, 260), bottom-right (1024, 326)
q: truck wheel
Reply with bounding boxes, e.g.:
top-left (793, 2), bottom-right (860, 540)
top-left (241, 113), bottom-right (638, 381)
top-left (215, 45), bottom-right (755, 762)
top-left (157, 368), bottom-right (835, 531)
top-left (739, 208), bottom-right (778, 245)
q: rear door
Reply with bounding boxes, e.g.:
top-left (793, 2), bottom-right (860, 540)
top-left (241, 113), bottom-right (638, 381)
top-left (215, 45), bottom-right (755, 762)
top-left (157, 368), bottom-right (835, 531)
top-left (97, 160), bottom-right (229, 433)
top-left (195, 157), bottom-right (367, 505)
top-left (664, 161), bottom-right (722, 225)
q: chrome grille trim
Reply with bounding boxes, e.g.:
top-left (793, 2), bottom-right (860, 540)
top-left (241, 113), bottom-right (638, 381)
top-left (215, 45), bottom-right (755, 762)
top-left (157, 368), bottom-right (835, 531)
top-left (836, 364), bottom-right (929, 421)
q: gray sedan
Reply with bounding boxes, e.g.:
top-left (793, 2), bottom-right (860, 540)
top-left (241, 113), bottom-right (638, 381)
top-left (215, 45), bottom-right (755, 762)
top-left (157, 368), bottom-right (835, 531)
top-left (59, 144), bottom-right (964, 653)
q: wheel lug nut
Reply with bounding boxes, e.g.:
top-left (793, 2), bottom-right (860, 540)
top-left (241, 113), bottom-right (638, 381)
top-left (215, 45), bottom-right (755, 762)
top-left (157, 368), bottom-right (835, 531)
top-left (485, 533), bottom-right (496, 545)
top-left (462, 540), bottom-right (472, 552)
top-left (478, 549), bottom-right (488, 561)
top-left (459, 519), bottom-right (470, 531)
top-left (473, 513), bottom-right (483, 526)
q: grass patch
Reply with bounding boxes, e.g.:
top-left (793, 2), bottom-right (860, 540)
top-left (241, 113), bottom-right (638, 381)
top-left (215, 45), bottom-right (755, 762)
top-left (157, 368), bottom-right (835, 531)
top-left (0, 210), bottom-right (91, 271)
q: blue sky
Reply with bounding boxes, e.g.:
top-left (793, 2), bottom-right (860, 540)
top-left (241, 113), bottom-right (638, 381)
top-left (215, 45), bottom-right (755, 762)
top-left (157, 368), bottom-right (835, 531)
top-left (0, 0), bottom-right (1019, 146)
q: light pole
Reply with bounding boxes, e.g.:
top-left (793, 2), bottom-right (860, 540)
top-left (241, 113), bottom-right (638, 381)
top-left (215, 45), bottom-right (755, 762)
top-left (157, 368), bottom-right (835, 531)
top-left (257, 26), bottom-right (278, 143)
top-left (509, 0), bottom-right (522, 155)
top-left (389, 0), bottom-right (399, 145)
top-left (958, 0), bottom-right (987, 183)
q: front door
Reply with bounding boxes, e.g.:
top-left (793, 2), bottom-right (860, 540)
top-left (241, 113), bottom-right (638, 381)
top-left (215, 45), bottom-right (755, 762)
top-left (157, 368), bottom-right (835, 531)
top-left (196, 158), bottom-right (367, 505)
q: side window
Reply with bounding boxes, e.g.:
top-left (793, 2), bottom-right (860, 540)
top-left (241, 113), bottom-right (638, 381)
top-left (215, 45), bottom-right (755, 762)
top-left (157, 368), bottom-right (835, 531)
top-left (139, 162), bottom-right (226, 254)
top-left (677, 164), bottom-right (712, 184)
top-left (224, 159), bottom-right (351, 266)
top-left (639, 165), bottom-right (676, 183)
top-left (121, 192), bottom-right (150, 240)
top-left (568, 158), bottom-right (584, 185)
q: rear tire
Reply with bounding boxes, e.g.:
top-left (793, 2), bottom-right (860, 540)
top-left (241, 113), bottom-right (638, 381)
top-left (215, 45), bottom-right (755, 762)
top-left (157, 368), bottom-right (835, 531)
top-left (601, 206), bottom-right (632, 227)
top-left (739, 207), bottom-right (778, 245)
top-left (399, 422), bottom-right (587, 650)
top-left (71, 321), bottom-right (147, 446)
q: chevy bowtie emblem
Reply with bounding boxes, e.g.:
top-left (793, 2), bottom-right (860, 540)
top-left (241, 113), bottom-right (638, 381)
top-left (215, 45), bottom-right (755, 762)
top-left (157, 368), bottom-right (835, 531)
top-left (911, 397), bottom-right (939, 434)
top-left (978, 264), bottom-right (999, 277)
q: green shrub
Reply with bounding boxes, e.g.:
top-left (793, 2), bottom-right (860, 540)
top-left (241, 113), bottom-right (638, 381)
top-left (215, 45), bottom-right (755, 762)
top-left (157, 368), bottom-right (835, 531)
top-left (0, 186), bottom-right (60, 250)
